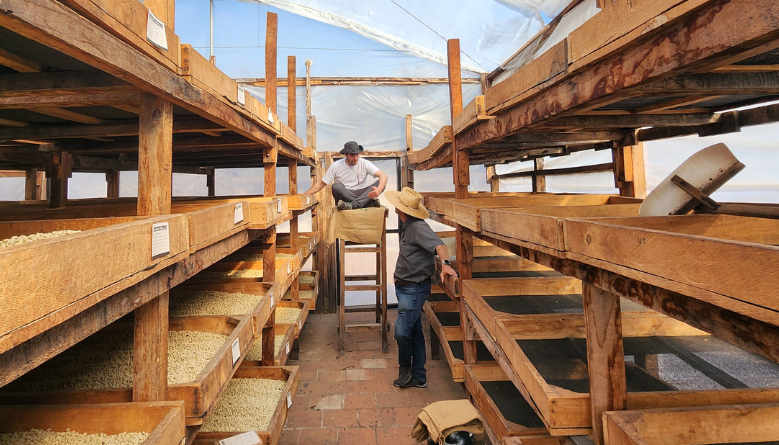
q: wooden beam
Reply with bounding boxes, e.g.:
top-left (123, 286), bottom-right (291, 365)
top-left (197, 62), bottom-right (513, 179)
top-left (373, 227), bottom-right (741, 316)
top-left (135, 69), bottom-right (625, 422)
top-left (0, 92), bottom-right (141, 109)
top-left (637, 71), bottom-right (779, 95)
top-left (265, 12), bottom-right (278, 114)
top-left (0, 71), bottom-right (134, 96)
top-left (288, 55), bottom-right (296, 132)
top-left (32, 107), bottom-right (103, 125)
top-left (532, 158), bottom-right (546, 192)
top-left (48, 151), bottom-right (70, 208)
top-left (496, 162), bottom-right (615, 179)
top-left (106, 169), bottom-right (120, 198)
top-left (544, 114), bottom-right (719, 128)
top-left (206, 169), bottom-right (215, 197)
top-left (24, 168), bottom-right (39, 200)
top-left (241, 76), bottom-right (481, 86)
top-left (485, 165), bottom-right (499, 192)
top-left (406, 115), bottom-right (413, 151)
top-left (0, 47), bottom-right (43, 73)
top-left (583, 283), bottom-right (627, 445)
top-left (132, 291), bottom-right (169, 402)
top-left (448, 39), bottom-right (469, 199)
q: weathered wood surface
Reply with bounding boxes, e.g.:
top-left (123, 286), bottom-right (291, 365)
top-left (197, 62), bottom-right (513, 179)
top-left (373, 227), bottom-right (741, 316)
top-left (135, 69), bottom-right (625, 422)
top-left (565, 215), bottom-right (779, 313)
top-left (183, 201), bottom-right (250, 252)
top-left (193, 366), bottom-right (299, 445)
top-left (282, 193), bottom-right (318, 211)
top-left (0, 315), bottom-right (254, 422)
top-left (423, 301), bottom-right (467, 382)
top-left (181, 44), bottom-right (238, 104)
top-left (480, 203), bottom-right (641, 252)
top-left (407, 126), bottom-right (452, 165)
top-left (0, 401), bottom-right (186, 445)
top-left (453, 96), bottom-right (493, 134)
top-left (603, 403), bottom-right (779, 445)
top-left (0, 215), bottom-right (188, 354)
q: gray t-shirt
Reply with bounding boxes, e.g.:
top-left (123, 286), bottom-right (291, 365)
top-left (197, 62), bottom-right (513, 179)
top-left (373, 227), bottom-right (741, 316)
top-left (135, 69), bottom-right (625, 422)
top-left (394, 218), bottom-right (445, 283)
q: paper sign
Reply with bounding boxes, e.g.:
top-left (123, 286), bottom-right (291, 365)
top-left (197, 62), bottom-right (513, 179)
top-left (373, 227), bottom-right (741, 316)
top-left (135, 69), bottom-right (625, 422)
top-left (151, 222), bottom-right (170, 259)
top-left (287, 263), bottom-right (291, 274)
top-left (270, 292), bottom-right (275, 307)
top-left (286, 393), bottom-right (292, 409)
top-left (298, 321), bottom-right (302, 332)
top-left (285, 342), bottom-right (290, 355)
top-left (146, 10), bottom-right (168, 50)
top-left (219, 431), bottom-right (261, 445)
top-left (234, 203), bottom-right (244, 224)
top-left (306, 196), bottom-right (311, 205)
top-left (237, 85), bottom-right (246, 106)
top-left (231, 338), bottom-right (241, 365)
top-left (268, 111), bottom-right (275, 124)
top-left (277, 199), bottom-right (282, 213)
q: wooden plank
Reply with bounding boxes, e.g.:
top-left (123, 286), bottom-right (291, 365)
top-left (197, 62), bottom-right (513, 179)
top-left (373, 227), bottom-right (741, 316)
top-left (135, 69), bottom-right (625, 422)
top-left (564, 215), bottom-right (779, 312)
top-left (603, 403), bottom-right (779, 445)
top-left (0, 401), bottom-right (186, 445)
top-left (407, 126), bottom-right (452, 165)
top-left (453, 96), bottom-right (492, 134)
top-left (486, 41), bottom-right (568, 114)
top-left (480, 204), bottom-right (641, 252)
top-left (181, 44), bottom-right (238, 104)
top-left (184, 201), bottom-right (250, 252)
top-left (138, 93), bottom-right (172, 216)
top-left (583, 283), bottom-right (627, 445)
top-left (423, 302), bottom-right (466, 381)
top-left (265, 12), bottom-right (278, 114)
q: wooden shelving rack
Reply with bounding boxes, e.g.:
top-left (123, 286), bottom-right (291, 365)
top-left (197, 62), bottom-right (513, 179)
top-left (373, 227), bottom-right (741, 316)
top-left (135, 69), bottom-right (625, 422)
top-left (0, 2), bottom-right (324, 444)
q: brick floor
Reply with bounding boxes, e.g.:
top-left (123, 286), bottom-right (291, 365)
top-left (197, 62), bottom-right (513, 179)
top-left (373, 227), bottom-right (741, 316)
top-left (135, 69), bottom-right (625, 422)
top-left (282, 310), bottom-right (467, 444)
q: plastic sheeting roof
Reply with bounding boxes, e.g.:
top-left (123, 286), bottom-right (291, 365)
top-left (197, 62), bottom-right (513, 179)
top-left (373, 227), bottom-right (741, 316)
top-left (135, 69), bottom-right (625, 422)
top-left (238, 0), bottom-right (572, 74)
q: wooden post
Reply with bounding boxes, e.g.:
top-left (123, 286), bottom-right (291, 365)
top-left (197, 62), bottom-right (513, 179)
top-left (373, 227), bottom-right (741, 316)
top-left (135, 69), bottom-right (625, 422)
top-left (404, 114), bottom-right (414, 190)
top-left (206, 168), bottom-right (215, 196)
top-left (265, 12), bottom-right (278, 115)
top-left (305, 59), bottom-right (312, 145)
top-left (287, 55), bottom-right (299, 302)
top-left (583, 283), bottom-right (627, 445)
top-left (486, 165), bottom-right (499, 192)
top-left (532, 158), bottom-right (546, 193)
top-left (405, 115), bottom-right (413, 152)
top-left (288, 56), bottom-right (297, 133)
top-left (24, 168), bottom-right (38, 200)
top-left (323, 151), bottom-right (337, 314)
top-left (134, 92), bottom-right (173, 403)
top-left (106, 170), bottom-right (120, 198)
top-left (37, 170), bottom-right (46, 200)
top-left (49, 151), bottom-right (70, 208)
top-left (612, 142), bottom-right (646, 198)
top-left (448, 39), bottom-right (469, 200)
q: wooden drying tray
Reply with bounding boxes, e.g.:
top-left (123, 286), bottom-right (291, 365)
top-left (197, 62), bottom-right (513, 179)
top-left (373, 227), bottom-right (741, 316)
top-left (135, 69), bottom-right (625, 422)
top-left (603, 402), bottom-right (779, 445)
top-left (453, 96), bottom-right (493, 134)
top-left (407, 126), bottom-right (452, 168)
top-left (467, 303), bottom-right (779, 436)
top-left (277, 231), bottom-right (319, 260)
top-left (423, 192), bottom-right (536, 214)
top-left (465, 365), bottom-right (557, 445)
top-left (192, 249), bottom-right (302, 297)
top-left (564, 214), bottom-right (779, 325)
top-left (173, 196), bottom-right (289, 230)
top-left (0, 215), bottom-right (189, 355)
top-left (276, 300), bottom-right (310, 339)
top-left (242, 323), bottom-right (296, 367)
top-left (480, 203), bottom-right (642, 255)
top-left (287, 270), bottom-right (319, 311)
top-left (437, 255), bottom-right (557, 299)
top-left (0, 401), bottom-right (186, 445)
top-left (424, 300), bottom-right (470, 382)
top-left (194, 366), bottom-right (299, 445)
top-left (59, 0), bottom-right (181, 73)
top-left (170, 281), bottom-right (278, 336)
top-left (0, 315), bottom-right (254, 424)
top-left (441, 194), bottom-right (637, 232)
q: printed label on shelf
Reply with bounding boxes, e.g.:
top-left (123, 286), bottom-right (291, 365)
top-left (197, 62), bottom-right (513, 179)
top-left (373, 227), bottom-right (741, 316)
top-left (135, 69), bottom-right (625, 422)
top-left (268, 111), bottom-right (275, 124)
top-left (277, 199), bottom-right (282, 214)
top-left (270, 292), bottom-right (275, 307)
top-left (286, 393), bottom-right (292, 409)
top-left (151, 222), bottom-right (170, 259)
top-left (231, 338), bottom-right (241, 365)
top-left (146, 11), bottom-right (168, 50)
top-left (298, 320), bottom-right (303, 332)
top-left (285, 342), bottom-right (290, 355)
top-left (306, 196), bottom-right (311, 205)
top-left (287, 263), bottom-right (291, 274)
top-left (234, 203), bottom-right (244, 224)
top-left (219, 431), bottom-right (261, 445)
top-left (237, 85), bottom-right (246, 106)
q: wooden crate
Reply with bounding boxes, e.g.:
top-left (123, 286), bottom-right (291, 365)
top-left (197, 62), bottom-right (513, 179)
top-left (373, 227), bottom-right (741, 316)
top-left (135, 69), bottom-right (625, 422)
top-left (564, 214), bottom-right (779, 318)
top-left (480, 203), bottom-right (641, 253)
top-left (603, 403), bottom-right (779, 445)
top-left (444, 194), bottom-right (627, 232)
top-left (0, 315), bottom-right (254, 423)
top-left (174, 196), bottom-right (287, 230)
top-left (170, 281), bottom-right (278, 336)
top-left (422, 192), bottom-right (535, 213)
top-left (243, 323), bottom-right (296, 367)
top-left (194, 365), bottom-right (299, 445)
top-left (408, 126), bottom-right (452, 165)
top-left (465, 365), bottom-right (554, 445)
top-left (275, 300), bottom-right (310, 338)
top-left (176, 201), bottom-right (250, 252)
top-left (282, 194), bottom-right (318, 211)
top-left (181, 44), bottom-right (238, 104)
top-left (0, 401), bottom-right (186, 445)
top-left (193, 255), bottom-right (294, 292)
top-left (297, 270), bottom-right (319, 311)
top-left (0, 215), bottom-right (189, 354)
top-left (488, 312), bottom-right (779, 435)
top-left (59, 0), bottom-right (182, 73)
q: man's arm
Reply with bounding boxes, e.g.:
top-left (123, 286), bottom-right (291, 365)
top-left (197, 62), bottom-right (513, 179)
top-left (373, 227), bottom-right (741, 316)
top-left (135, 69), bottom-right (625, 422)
top-left (435, 244), bottom-right (457, 283)
top-left (368, 170), bottom-right (388, 199)
top-left (302, 180), bottom-right (326, 196)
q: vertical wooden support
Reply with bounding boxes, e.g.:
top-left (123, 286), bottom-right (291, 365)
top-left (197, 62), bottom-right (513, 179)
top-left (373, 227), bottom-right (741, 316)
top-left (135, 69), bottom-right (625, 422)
top-left (206, 168), bottom-right (215, 197)
top-left (448, 39), bottom-right (469, 200)
top-left (533, 158), bottom-right (546, 193)
top-left (287, 54), bottom-right (299, 302)
top-left (288, 56), bottom-right (297, 133)
top-left (134, 92), bottom-right (173, 403)
top-left (338, 238), bottom-right (346, 353)
top-left (49, 151), bottom-right (70, 208)
top-left (262, 227), bottom-right (277, 366)
top-left (265, 12), bottom-right (278, 115)
top-left (612, 142), bottom-right (646, 198)
top-left (405, 115), bottom-right (413, 152)
top-left (583, 283), bottom-right (627, 445)
top-left (37, 170), bottom-right (46, 200)
top-left (323, 151), bottom-right (337, 314)
top-left (24, 168), bottom-right (39, 200)
top-left (381, 217), bottom-right (389, 353)
top-left (305, 59), bottom-right (312, 145)
top-left (404, 115), bottom-right (415, 189)
top-left (486, 165), bottom-right (499, 192)
top-left (106, 170), bottom-right (120, 198)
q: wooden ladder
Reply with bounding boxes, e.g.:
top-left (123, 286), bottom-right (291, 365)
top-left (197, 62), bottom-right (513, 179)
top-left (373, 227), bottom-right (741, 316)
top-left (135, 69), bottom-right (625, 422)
top-left (337, 214), bottom-right (389, 355)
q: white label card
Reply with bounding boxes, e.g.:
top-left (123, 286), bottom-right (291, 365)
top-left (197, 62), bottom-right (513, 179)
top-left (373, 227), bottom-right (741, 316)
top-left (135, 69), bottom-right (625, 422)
top-left (270, 292), bottom-right (275, 307)
top-left (268, 111), bottom-right (275, 123)
top-left (287, 263), bottom-right (291, 274)
top-left (298, 321), bottom-right (302, 332)
top-left (285, 342), bottom-right (290, 355)
top-left (237, 85), bottom-right (246, 106)
top-left (151, 222), bottom-right (170, 259)
top-left (146, 10), bottom-right (169, 50)
top-left (231, 338), bottom-right (241, 365)
top-left (234, 203), bottom-right (244, 224)
top-left (277, 199), bottom-right (282, 213)
top-left (219, 431), bottom-right (261, 445)
top-left (286, 393), bottom-right (292, 409)
top-left (306, 196), bottom-right (311, 205)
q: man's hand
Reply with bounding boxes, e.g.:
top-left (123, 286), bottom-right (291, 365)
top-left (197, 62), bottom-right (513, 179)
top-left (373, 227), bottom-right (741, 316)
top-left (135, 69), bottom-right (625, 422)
top-left (440, 264), bottom-right (458, 284)
top-left (367, 186), bottom-right (381, 199)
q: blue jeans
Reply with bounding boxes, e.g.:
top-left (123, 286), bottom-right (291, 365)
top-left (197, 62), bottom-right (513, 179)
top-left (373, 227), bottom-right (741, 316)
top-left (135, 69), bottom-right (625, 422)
top-left (394, 280), bottom-right (431, 382)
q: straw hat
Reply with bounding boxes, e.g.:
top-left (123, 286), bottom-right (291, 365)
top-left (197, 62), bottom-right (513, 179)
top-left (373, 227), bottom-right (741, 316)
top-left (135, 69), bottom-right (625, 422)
top-left (385, 187), bottom-right (430, 220)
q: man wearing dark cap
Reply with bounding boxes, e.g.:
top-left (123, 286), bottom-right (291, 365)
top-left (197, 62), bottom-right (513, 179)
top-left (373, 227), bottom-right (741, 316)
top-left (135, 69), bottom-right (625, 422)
top-left (302, 141), bottom-right (388, 210)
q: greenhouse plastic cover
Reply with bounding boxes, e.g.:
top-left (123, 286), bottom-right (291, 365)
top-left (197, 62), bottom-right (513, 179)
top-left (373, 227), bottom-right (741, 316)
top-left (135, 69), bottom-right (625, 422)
top-left (237, 0), bottom-right (573, 75)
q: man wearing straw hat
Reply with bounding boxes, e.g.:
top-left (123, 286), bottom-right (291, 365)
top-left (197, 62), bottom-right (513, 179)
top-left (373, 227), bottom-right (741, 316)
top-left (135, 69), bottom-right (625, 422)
top-left (385, 187), bottom-right (458, 388)
top-left (302, 141), bottom-right (388, 210)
